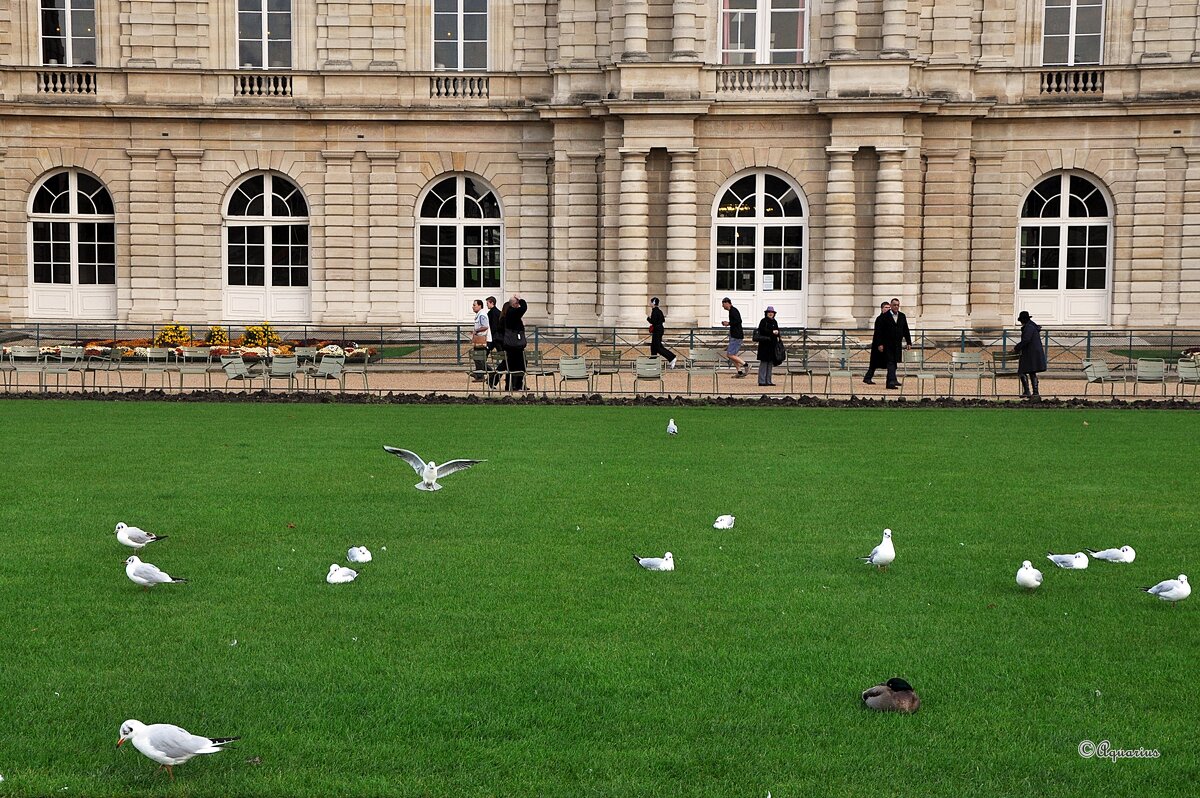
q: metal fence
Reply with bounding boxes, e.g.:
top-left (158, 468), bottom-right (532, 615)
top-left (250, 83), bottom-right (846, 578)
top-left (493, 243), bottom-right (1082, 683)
top-left (2, 322), bottom-right (1199, 374)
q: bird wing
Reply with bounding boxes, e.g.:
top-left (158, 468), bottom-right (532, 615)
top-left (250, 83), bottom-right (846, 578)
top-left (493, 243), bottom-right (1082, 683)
top-left (435, 459), bottom-right (485, 479)
top-left (1147, 580), bottom-right (1174, 595)
top-left (1032, 569), bottom-right (1044, 583)
top-left (146, 724), bottom-right (208, 760)
top-left (866, 544), bottom-right (882, 562)
top-left (126, 530), bottom-right (155, 545)
top-left (132, 561), bottom-right (169, 583)
top-left (383, 446), bottom-right (426, 475)
top-left (861, 684), bottom-right (888, 700)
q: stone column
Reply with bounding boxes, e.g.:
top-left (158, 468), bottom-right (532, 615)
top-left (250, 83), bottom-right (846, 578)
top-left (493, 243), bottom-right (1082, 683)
top-left (666, 149), bottom-right (699, 324)
top-left (670, 0), bottom-right (698, 61)
top-left (169, 150), bottom-right (215, 321)
top-left (366, 152), bottom-right (400, 319)
top-left (623, 0), bottom-right (650, 61)
top-left (618, 149), bottom-right (651, 325)
top-left (557, 0), bottom-right (578, 66)
top-left (1180, 149), bottom-right (1200, 323)
top-left (517, 152), bottom-right (553, 316)
top-left (831, 0), bottom-right (860, 59)
top-left (873, 149), bottom-right (907, 308)
top-left (1128, 149), bottom-right (1169, 325)
top-left (550, 150), bottom-right (602, 324)
top-left (321, 152), bottom-right (357, 321)
top-left (822, 148), bottom-right (858, 325)
top-left (880, 0), bottom-right (909, 58)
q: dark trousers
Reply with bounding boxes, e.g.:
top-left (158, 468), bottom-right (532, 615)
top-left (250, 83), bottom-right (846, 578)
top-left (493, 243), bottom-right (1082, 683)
top-left (1019, 372), bottom-right (1040, 396)
top-left (650, 335), bottom-right (675, 363)
top-left (886, 359), bottom-right (899, 387)
top-left (472, 347), bottom-right (487, 380)
top-left (505, 346), bottom-right (526, 391)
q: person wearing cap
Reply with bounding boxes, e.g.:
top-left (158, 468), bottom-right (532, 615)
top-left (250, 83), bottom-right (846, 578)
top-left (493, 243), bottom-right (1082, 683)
top-left (647, 297), bottom-right (677, 368)
top-left (720, 297), bottom-right (747, 377)
top-left (1013, 310), bottom-right (1047, 398)
top-left (862, 300), bottom-right (891, 385)
top-left (755, 306), bottom-right (781, 387)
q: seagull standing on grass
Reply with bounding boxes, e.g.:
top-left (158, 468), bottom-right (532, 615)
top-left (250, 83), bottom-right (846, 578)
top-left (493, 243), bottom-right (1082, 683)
top-left (1016, 560), bottom-right (1043, 590)
top-left (117, 719), bottom-right (238, 780)
top-left (1087, 546), bottom-right (1136, 563)
top-left (1140, 574), bottom-right (1189, 606)
top-left (859, 529), bottom-right (895, 570)
top-left (1046, 551), bottom-right (1089, 570)
top-left (124, 556), bottom-right (187, 591)
top-left (634, 552), bottom-right (674, 571)
top-left (383, 446), bottom-right (485, 491)
top-left (327, 564), bottom-right (358, 584)
top-left (667, 418), bottom-right (678, 435)
top-left (713, 515), bottom-right (735, 529)
top-left (115, 522), bottom-right (167, 550)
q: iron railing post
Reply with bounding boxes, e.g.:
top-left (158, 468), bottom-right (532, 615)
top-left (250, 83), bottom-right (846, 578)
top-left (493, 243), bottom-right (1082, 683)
top-left (455, 324), bottom-right (461, 365)
top-left (1085, 330), bottom-right (1092, 361)
top-left (1001, 329), bottom-right (1008, 358)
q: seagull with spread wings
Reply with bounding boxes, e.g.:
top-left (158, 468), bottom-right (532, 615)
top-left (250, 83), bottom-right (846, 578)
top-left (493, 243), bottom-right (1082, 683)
top-left (383, 446), bottom-right (485, 491)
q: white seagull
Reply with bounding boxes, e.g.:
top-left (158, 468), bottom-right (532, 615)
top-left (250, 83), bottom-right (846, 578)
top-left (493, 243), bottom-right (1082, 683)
top-left (1016, 560), bottom-right (1043, 590)
top-left (713, 514), bottom-right (735, 530)
top-left (667, 418), bottom-right (678, 435)
top-left (124, 556), bottom-right (187, 591)
top-left (634, 552), bottom-right (674, 571)
top-left (1087, 545), bottom-right (1136, 563)
top-left (383, 446), bottom-right (485, 491)
top-left (115, 522), bottom-right (167, 550)
top-left (1046, 551), bottom-right (1089, 569)
top-left (859, 529), bottom-right (895, 570)
top-left (117, 719), bottom-right (238, 780)
top-left (327, 563), bottom-right (358, 584)
top-left (347, 546), bottom-right (372, 564)
top-left (1140, 574), bottom-right (1190, 605)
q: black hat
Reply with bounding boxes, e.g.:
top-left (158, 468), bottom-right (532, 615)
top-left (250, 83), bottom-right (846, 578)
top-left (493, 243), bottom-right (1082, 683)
top-left (1017, 310), bottom-right (1032, 322)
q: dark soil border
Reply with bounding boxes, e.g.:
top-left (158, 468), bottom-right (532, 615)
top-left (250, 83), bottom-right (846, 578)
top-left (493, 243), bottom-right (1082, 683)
top-left (3, 389), bottom-right (1198, 410)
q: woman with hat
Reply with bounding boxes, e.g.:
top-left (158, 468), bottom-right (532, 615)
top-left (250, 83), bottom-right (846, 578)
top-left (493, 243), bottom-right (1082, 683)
top-left (1013, 310), bottom-right (1047, 398)
top-left (755, 306), bottom-right (781, 387)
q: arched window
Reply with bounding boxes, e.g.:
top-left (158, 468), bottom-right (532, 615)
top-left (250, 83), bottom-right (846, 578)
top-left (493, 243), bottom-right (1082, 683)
top-left (416, 174), bottom-right (502, 321)
top-left (1042, 0), bottom-right (1104, 66)
top-left (223, 172), bottom-right (310, 321)
top-left (711, 170), bottom-right (807, 324)
top-left (28, 169), bottom-right (116, 318)
top-left (1016, 171), bottom-right (1111, 324)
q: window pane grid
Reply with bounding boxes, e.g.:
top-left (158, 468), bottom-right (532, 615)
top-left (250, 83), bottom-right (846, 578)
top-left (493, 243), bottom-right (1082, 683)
top-left (715, 172), bottom-right (805, 296)
top-left (721, 0), bottom-right (806, 66)
top-left (29, 170), bottom-right (116, 289)
top-left (1042, 0), bottom-right (1105, 66)
top-left (433, 1), bottom-right (488, 71)
top-left (238, 1), bottom-right (291, 69)
top-left (418, 176), bottom-right (503, 292)
top-left (42, 0), bottom-right (97, 66)
top-left (225, 174), bottom-right (307, 290)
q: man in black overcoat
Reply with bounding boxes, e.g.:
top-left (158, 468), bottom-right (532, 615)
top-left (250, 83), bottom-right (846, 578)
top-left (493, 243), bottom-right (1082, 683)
top-left (862, 301), bottom-right (891, 385)
top-left (880, 297), bottom-right (912, 389)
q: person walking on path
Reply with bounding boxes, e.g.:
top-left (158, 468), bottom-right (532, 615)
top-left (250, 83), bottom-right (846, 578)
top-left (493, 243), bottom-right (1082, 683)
top-left (470, 299), bottom-right (489, 381)
top-left (862, 301), bottom-right (891, 385)
top-left (880, 297), bottom-right (912, 390)
top-left (647, 297), bottom-right (677, 368)
top-left (1013, 310), bottom-right (1047, 398)
top-left (485, 297), bottom-right (501, 354)
top-left (720, 297), bottom-right (748, 378)
top-left (755, 306), bottom-right (781, 387)
top-left (501, 295), bottom-right (528, 391)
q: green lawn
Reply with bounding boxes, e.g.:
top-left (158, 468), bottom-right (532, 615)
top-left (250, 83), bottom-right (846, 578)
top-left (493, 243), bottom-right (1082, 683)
top-left (1, 402), bottom-right (1196, 797)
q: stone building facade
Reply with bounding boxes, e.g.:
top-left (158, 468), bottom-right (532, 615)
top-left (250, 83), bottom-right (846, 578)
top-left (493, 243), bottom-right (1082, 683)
top-left (1, 1), bottom-right (1199, 329)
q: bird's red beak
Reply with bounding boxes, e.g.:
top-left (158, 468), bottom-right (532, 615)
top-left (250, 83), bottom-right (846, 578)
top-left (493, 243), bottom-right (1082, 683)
top-left (116, 738), bottom-right (125, 748)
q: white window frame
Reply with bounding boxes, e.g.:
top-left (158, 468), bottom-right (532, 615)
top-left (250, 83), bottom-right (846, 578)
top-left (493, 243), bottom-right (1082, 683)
top-left (237, 0), bottom-right (293, 69)
top-left (709, 169), bottom-right (808, 326)
top-left (720, 0), bottom-right (809, 66)
top-left (1041, 0), bottom-right (1105, 66)
top-left (222, 172), bottom-right (311, 321)
top-left (1014, 170), bottom-right (1113, 325)
top-left (39, 0), bottom-right (98, 66)
top-left (432, 0), bottom-right (490, 71)
top-left (414, 174), bottom-right (505, 322)
top-left (27, 169), bottom-right (117, 319)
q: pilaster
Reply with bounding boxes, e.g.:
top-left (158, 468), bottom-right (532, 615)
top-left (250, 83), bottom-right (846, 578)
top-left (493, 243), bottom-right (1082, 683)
top-left (618, 148), bottom-right (650, 324)
top-left (623, 0), bottom-right (650, 61)
top-left (1128, 149), bottom-right (1169, 325)
top-left (517, 152), bottom-right (553, 318)
top-left (367, 152), bottom-right (400, 320)
top-left (822, 147), bottom-right (858, 325)
top-left (321, 152), bottom-right (357, 321)
top-left (872, 149), bottom-right (907, 310)
top-left (670, 1), bottom-right (698, 61)
top-left (170, 150), bottom-right (213, 321)
top-left (967, 154), bottom-right (1008, 329)
top-left (666, 149), bottom-right (698, 324)
top-left (880, 0), bottom-right (909, 58)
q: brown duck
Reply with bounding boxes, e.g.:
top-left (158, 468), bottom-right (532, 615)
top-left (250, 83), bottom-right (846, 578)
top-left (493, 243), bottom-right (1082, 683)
top-left (861, 678), bottom-right (921, 713)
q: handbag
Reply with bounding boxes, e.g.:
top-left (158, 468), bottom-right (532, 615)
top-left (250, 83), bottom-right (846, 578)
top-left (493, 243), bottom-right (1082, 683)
top-left (503, 328), bottom-right (526, 349)
top-left (773, 340), bottom-right (787, 366)
top-left (471, 332), bottom-right (487, 346)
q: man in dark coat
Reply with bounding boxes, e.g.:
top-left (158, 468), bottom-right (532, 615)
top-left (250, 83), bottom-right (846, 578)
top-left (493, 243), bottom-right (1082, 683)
top-left (879, 297), bottom-right (912, 389)
top-left (862, 301), bottom-right (891, 385)
top-left (1013, 310), bottom-right (1047, 398)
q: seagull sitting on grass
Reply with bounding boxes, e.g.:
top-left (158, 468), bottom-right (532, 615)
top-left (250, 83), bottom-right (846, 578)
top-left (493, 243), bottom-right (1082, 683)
top-left (1046, 551), bottom-right (1089, 570)
top-left (859, 529), bottom-right (895, 570)
top-left (713, 515), bottom-right (735, 530)
top-left (1087, 545), bottom-right (1136, 563)
top-left (1140, 574), bottom-right (1189, 606)
top-left (1016, 560), bottom-right (1043, 590)
top-left (124, 556), bottom-right (187, 591)
top-left (327, 564), bottom-right (358, 584)
top-left (634, 552), bottom-right (674, 571)
top-left (667, 418), bottom-right (678, 435)
top-left (117, 719), bottom-right (238, 780)
top-left (347, 546), bottom-right (372, 564)
top-left (383, 446), bottom-right (485, 491)
top-left (115, 522), bottom-right (167, 550)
